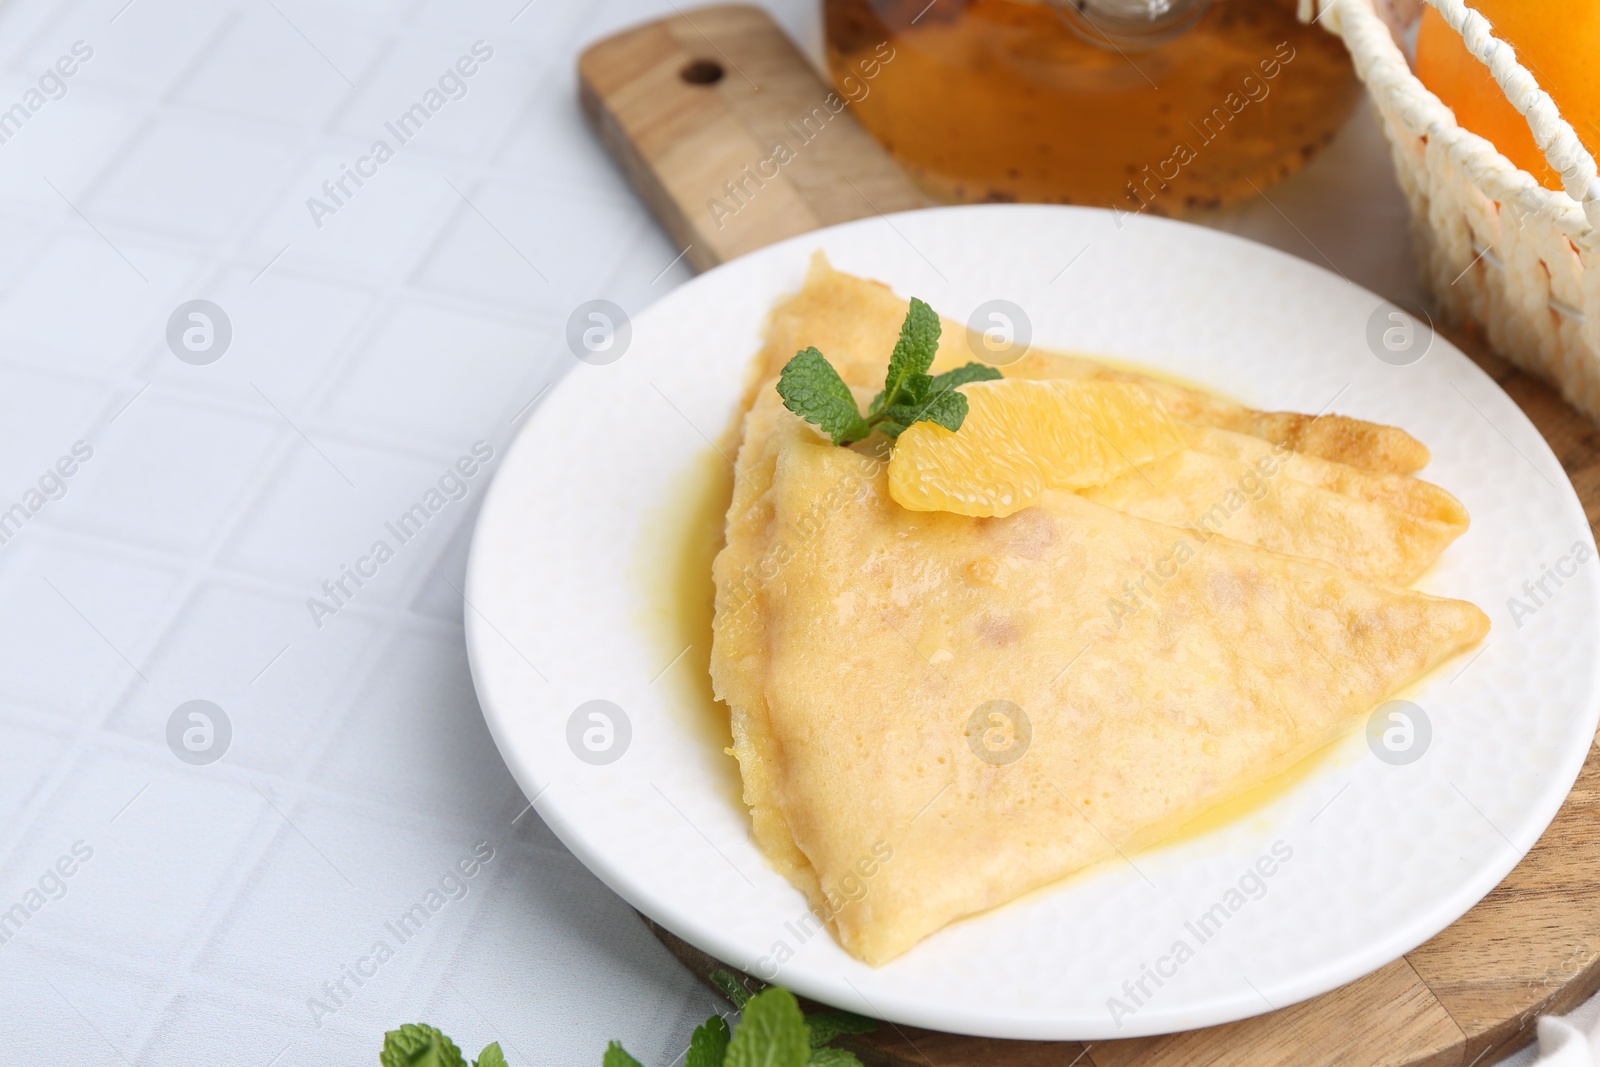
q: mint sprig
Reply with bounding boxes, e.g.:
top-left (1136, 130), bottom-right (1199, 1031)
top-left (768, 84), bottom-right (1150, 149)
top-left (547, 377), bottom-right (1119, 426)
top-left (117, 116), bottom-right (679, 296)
top-left (775, 297), bottom-right (1001, 445)
top-left (384, 976), bottom-right (876, 1067)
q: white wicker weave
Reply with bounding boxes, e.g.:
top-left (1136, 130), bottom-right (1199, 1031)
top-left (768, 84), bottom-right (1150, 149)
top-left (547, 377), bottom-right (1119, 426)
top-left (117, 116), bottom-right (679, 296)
top-left (1321, 0), bottom-right (1600, 422)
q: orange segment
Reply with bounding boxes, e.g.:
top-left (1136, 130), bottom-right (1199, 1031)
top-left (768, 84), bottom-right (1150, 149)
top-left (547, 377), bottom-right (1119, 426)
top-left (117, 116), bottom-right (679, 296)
top-left (888, 379), bottom-right (1191, 517)
top-left (1416, 3), bottom-right (1600, 192)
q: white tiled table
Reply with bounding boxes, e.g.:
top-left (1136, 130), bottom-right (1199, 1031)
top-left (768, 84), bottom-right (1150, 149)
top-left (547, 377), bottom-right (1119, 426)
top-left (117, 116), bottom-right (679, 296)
top-left (0, 0), bottom-right (1571, 1063)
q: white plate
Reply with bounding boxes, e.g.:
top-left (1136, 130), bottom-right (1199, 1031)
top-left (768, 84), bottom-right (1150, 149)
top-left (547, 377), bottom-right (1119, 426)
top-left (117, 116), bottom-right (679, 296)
top-left (464, 205), bottom-right (1600, 1039)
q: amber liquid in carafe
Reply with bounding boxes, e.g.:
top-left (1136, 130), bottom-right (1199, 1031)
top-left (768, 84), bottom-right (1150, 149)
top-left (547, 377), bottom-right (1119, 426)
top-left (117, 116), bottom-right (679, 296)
top-left (825, 0), bottom-right (1363, 213)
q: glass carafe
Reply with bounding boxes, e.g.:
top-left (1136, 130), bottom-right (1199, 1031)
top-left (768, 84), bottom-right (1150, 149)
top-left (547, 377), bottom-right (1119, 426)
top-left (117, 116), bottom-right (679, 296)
top-left (825, 0), bottom-right (1364, 214)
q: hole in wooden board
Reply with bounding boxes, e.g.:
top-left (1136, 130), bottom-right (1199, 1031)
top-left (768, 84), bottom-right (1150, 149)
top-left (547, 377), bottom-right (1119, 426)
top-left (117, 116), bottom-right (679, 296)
top-left (680, 59), bottom-right (724, 85)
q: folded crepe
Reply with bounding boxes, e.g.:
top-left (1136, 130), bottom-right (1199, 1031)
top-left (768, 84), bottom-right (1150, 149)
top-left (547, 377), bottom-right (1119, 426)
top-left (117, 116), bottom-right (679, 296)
top-left (709, 261), bottom-right (1488, 964)
top-left (711, 411), bottom-right (1489, 964)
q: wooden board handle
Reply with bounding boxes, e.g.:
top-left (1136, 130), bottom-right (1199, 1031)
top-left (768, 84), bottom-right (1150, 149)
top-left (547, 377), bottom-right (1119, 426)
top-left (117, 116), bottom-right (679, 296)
top-left (578, 3), bottom-right (929, 273)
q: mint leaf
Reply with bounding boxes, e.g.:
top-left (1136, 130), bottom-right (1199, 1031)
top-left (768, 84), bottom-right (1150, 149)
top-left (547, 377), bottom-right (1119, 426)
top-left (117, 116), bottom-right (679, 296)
top-left (869, 372), bottom-right (934, 418)
top-left (881, 387), bottom-right (968, 437)
top-left (380, 1024), bottom-right (466, 1067)
top-left (806, 1049), bottom-right (863, 1067)
top-left (710, 969), bottom-right (758, 1010)
top-left (880, 297), bottom-right (940, 413)
top-left (913, 388), bottom-right (970, 433)
top-left (724, 988), bottom-right (810, 1067)
top-left (930, 362), bottom-right (1002, 391)
top-left (687, 1014), bottom-right (731, 1067)
top-left (802, 1011), bottom-right (876, 1047)
top-left (603, 1041), bottom-right (645, 1067)
top-left (474, 1043), bottom-right (507, 1067)
top-left (903, 372), bottom-right (935, 400)
top-left (776, 348), bottom-right (871, 445)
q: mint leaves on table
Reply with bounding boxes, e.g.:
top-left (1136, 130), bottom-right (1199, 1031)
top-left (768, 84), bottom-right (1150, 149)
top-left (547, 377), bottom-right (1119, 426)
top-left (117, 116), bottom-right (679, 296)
top-left (776, 297), bottom-right (1001, 445)
top-left (710, 967), bottom-right (754, 1009)
top-left (800, 1010), bottom-right (876, 1048)
top-left (603, 1041), bottom-right (643, 1067)
top-left (608, 979), bottom-right (873, 1067)
top-left (378, 1023), bottom-right (503, 1067)
top-left (685, 1014), bottom-right (731, 1067)
top-left (724, 987), bottom-right (810, 1067)
top-left (384, 971), bottom-right (875, 1067)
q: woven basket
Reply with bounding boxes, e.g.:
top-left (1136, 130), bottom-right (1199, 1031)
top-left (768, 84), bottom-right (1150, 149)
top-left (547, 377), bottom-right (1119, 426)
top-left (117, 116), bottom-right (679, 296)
top-left (1318, 0), bottom-right (1600, 423)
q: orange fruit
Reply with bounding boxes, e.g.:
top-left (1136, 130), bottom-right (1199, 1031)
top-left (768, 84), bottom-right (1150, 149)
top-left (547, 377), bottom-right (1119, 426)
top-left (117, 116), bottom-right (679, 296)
top-left (1416, 1), bottom-right (1600, 191)
top-left (888, 379), bottom-right (1190, 518)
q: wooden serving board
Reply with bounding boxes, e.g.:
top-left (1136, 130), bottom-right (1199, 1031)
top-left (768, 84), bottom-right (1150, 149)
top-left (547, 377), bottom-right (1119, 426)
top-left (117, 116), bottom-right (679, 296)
top-left (579, 7), bottom-right (1600, 1064)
